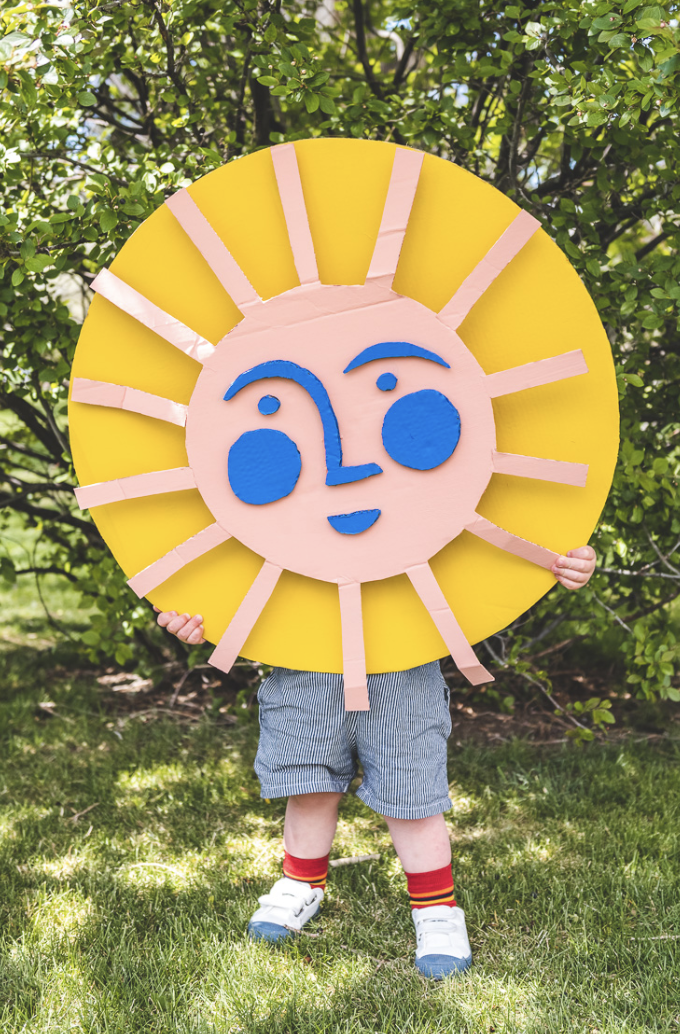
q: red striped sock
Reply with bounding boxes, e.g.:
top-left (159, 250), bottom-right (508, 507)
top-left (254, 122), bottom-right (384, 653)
top-left (405, 864), bottom-right (456, 909)
top-left (282, 850), bottom-right (329, 890)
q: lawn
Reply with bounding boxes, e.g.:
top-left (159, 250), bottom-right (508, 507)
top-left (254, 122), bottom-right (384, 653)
top-left (1, 574), bottom-right (679, 1033)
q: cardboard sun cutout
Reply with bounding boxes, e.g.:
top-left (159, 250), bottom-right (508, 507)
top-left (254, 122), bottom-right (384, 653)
top-left (69, 139), bottom-right (619, 709)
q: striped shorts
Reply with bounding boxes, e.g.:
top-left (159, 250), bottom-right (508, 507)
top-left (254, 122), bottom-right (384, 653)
top-left (254, 662), bottom-right (453, 820)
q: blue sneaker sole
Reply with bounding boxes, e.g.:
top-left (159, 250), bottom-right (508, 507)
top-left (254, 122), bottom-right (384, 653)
top-left (415, 953), bottom-right (472, 979)
top-left (248, 904), bottom-right (320, 944)
top-left (247, 921), bottom-right (294, 943)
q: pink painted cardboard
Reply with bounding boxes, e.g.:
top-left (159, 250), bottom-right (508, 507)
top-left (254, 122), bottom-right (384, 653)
top-left (406, 563), bottom-right (494, 685)
top-left (366, 147), bottom-right (424, 283)
top-left (128, 521), bottom-right (231, 598)
top-left (438, 210), bottom-right (540, 331)
top-left (338, 580), bottom-right (370, 711)
top-left (75, 466), bottom-right (196, 510)
top-left (492, 451), bottom-right (589, 487)
top-left (165, 189), bottom-right (261, 309)
top-left (72, 378), bottom-right (187, 427)
top-left (270, 144), bottom-right (320, 286)
top-left (92, 268), bottom-right (216, 363)
top-left (209, 561), bottom-right (282, 673)
top-left (486, 349), bottom-right (589, 398)
top-left (465, 514), bottom-right (559, 569)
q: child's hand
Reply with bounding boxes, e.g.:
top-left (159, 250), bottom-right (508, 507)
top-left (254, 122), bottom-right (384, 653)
top-left (551, 545), bottom-right (596, 591)
top-left (154, 608), bottom-right (205, 644)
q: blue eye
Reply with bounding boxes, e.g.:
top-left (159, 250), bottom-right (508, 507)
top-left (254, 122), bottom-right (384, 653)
top-left (228, 428), bottom-right (301, 505)
top-left (258, 394), bottom-right (281, 415)
top-left (376, 372), bottom-right (397, 392)
top-left (382, 390), bottom-right (461, 471)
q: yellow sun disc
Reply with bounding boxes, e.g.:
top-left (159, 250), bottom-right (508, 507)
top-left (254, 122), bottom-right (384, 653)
top-left (69, 138), bottom-right (619, 676)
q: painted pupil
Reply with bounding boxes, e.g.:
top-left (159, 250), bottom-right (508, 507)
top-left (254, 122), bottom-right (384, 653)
top-left (258, 394), bottom-right (281, 415)
top-left (376, 372), bottom-right (398, 392)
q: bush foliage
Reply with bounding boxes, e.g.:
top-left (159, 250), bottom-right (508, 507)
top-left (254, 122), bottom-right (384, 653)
top-left (1, 0), bottom-right (679, 730)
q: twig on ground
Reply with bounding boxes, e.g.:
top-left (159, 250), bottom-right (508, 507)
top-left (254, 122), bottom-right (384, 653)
top-left (69, 802), bottom-right (99, 823)
top-left (329, 853), bottom-right (380, 868)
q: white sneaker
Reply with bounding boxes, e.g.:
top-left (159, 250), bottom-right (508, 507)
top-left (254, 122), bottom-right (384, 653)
top-left (413, 904), bottom-right (473, 979)
top-left (247, 877), bottom-right (324, 943)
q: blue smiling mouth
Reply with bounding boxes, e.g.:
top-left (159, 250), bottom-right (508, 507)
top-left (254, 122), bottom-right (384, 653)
top-left (327, 509), bottom-right (381, 535)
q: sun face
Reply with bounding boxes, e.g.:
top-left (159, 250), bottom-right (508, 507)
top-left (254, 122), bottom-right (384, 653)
top-left (69, 140), bottom-right (619, 709)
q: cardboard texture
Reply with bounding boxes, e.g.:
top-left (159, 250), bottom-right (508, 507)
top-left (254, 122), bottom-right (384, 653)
top-left (492, 451), bottom-right (589, 487)
top-left (338, 580), bottom-right (370, 710)
top-left (92, 268), bottom-right (216, 363)
top-left (209, 560), bottom-right (282, 674)
top-left (128, 521), bottom-right (231, 597)
top-left (71, 378), bottom-right (187, 427)
top-left (366, 147), bottom-right (424, 282)
top-left (486, 349), bottom-right (589, 397)
top-left (438, 210), bottom-right (540, 331)
top-left (165, 189), bottom-right (262, 309)
top-left (270, 144), bottom-right (320, 286)
top-left (69, 138), bottom-right (619, 679)
top-left (465, 514), bottom-right (559, 569)
top-left (75, 466), bottom-right (196, 510)
top-left (406, 563), bottom-right (494, 685)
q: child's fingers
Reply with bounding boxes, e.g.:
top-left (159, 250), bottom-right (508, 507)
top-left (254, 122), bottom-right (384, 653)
top-left (555, 573), bottom-right (587, 591)
top-left (567, 545), bottom-right (596, 561)
top-left (156, 609), bottom-right (178, 628)
top-left (175, 614), bottom-right (204, 643)
top-left (554, 555), bottom-right (593, 575)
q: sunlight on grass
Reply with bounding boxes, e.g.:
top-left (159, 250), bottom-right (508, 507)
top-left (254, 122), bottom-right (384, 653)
top-left (29, 887), bottom-right (94, 946)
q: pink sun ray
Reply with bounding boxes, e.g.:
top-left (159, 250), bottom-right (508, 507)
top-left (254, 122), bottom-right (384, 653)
top-left (270, 143), bottom-right (320, 286)
top-left (127, 522), bottom-right (232, 598)
top-left (91, 268), bottom-right (216, 363)
top-left (406, 563), bottom-right (495, 686)
top-left (74, 466), bottom-right (196, 510)
top-left (437, 209), bottom-right (541, 331)
top-left (491, 451), bottom-right (589, 487)
top-left (338, 580), bottom-right (370, 711)
top-left (486, 349), bottom-right (589, 397)
top-left (366, 146), bottom-right (424, 286)
top-left (209, 561), bottom-right (283, 674)
top-left (71, 378), bottom-right (188, 427)
top-left (165, 189), bottom-right (262, 310)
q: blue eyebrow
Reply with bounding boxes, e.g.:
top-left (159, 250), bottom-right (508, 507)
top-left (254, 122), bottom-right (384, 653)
top-left (343, 342), bottom-right (450, 373)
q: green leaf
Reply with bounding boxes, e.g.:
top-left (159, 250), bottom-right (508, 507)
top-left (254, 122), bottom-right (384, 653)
top-left (264, 23), bottom-right (278, 43)
top-left (623, 0), bottom-right (643, 11)
top-left (78, 90), bottom-right (97, 106)
top-left (25, 255), bottom-right (51, 273)
top-left (304, 92), bottom-right (319, 113)
top-left (587, 109), bottom-right (608, 126)
top-left (11, 268), bottom-right (24, 287)
top-left (505, 5), bottom-right (520, 16)
top-left (257, 76), bottom-right (280, 87)
top-left (99, 208), bottom-right (118, 232)
top-left (592, 13), bottom-right (623, 30)
top-left (318, 94), bottom-right (336, 115)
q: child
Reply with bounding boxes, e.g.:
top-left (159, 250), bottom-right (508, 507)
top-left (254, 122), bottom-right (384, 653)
top-left (155, 546), bottom-right (596, 979)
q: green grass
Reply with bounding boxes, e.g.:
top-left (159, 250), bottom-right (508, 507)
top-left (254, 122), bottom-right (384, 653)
top-left (2, 644), bottom-right (680, 1034)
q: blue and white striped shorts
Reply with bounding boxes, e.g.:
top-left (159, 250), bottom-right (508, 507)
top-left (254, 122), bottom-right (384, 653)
top-left (254, 662), bottom-right (453, 820)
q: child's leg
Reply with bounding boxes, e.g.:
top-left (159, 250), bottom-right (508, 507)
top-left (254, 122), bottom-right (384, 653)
top-left (382, 813), bottom-right (451, 872)
top-left (283, 791), bottom-right (344, 857)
